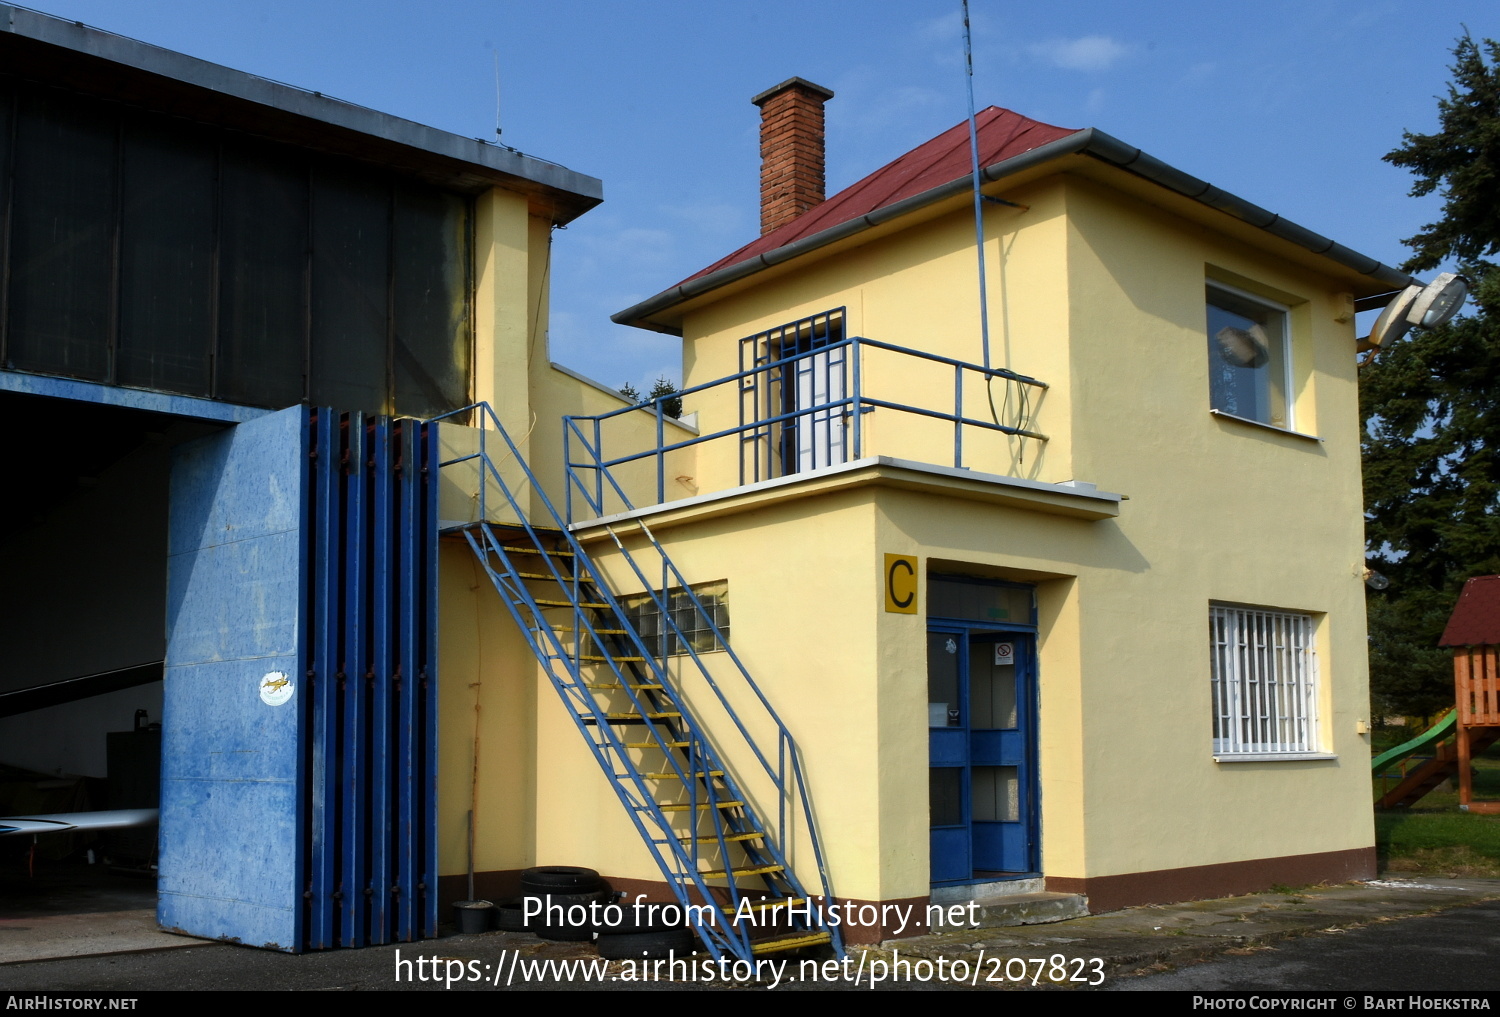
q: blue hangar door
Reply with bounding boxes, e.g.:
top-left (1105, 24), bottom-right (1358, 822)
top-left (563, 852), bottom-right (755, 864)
top-left (159, 406), bottom-right (438, 950)
top-left (928, 627), bottom-right (1038, 884)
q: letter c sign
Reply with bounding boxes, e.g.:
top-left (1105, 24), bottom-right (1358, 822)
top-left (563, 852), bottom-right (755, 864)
top-left (884, 554), bottom-right (918, 614)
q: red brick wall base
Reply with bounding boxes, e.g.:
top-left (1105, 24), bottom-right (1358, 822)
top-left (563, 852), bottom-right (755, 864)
top-left (1046, 846), bottom-right (1377, 913)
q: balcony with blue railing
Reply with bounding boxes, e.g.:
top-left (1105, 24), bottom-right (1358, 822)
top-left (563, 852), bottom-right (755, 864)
top-left (564, 327), bottom-right (1120, 526)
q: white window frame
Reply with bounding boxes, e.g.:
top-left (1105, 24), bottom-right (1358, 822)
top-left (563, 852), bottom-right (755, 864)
top-left (1206, 281), bottom-right (1294, 431)
top-left (1209, 604), bottom-right (1328, 760)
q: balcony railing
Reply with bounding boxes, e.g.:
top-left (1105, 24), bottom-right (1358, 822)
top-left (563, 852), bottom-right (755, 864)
top-left (563, 336), bottom-right (1048, 523)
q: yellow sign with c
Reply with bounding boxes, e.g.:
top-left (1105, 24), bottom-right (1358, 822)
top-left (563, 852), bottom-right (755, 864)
top-left (884, 554), bottom-right (918, 614)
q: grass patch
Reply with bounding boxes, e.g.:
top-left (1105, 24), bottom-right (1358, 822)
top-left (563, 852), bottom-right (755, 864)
top-left (1373, 735), bottom-right (1500, 876)
top-left (1376, 809), bottom-right (1500, 877)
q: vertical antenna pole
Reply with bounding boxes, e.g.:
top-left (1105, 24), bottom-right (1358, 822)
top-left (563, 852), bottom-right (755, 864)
top-left (501, 52), bottom-right (513, 140)
top-left (963, 0), bottom-right (992, 371)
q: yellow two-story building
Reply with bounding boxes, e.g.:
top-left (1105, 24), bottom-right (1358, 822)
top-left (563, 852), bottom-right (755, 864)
top-left (440, 77), bottom-right (1409, 946)
top-left (0, 9), bottom-right (1405, 958)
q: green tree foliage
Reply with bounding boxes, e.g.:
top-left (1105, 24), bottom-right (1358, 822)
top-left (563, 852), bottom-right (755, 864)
top-left (618, 377), bottom-right (681, 418)
top-left (646, 376), bottom-right (683, 419)
top-left (1363, 35), bottom-right (1500, 716)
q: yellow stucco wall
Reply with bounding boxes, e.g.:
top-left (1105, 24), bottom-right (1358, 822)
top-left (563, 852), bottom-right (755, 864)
top-left (436, 191), bottom-right (698, 883)
top-left (441, 161), bottom-right (1378, 905)
top-left (674, 179), bottom-right (1074, 496)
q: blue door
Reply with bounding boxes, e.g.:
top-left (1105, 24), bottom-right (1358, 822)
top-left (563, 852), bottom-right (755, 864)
top-left (160, 406), bottom-right (310, 949)
top-left (929, 627), bottom-right (1036, 884)
top-left (160, 407), bottom-right (438, 951)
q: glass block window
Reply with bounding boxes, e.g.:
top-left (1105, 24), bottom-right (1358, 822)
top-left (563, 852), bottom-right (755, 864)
top-left (620, 581), bottom-right (730, 657)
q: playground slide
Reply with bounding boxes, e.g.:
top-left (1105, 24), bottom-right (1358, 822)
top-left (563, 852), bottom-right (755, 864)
top-left (1370, 709), bottom-right (1457, 774)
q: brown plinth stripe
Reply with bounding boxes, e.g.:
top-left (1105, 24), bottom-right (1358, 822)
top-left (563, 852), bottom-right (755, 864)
top-left (1046, 846), bottom-right (1376, 913)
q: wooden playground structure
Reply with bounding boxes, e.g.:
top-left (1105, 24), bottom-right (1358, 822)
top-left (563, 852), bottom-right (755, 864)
top-left (1375, 575), bottom-right (1500, 812)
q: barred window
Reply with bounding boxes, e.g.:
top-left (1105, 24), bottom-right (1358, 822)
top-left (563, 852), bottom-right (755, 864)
top-left (621, 581), bottom-right (729, 658)
top-left (1209, 605), bottom-right (1318, 756)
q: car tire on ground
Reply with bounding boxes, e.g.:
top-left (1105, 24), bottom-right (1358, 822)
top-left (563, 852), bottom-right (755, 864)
top-left (596, 927), bottom-right (697, 960)
top-left (519, 866), bottom-right (605, 895)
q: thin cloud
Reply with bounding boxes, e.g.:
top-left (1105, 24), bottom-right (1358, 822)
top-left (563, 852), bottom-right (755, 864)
top-left (1029, 36), bottom-right (1130, 72)
top-left (917, 10), bottom-right (964, 45)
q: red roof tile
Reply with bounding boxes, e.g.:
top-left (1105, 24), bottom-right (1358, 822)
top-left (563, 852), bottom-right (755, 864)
top-left (680, 106), bottom-right (1079, 286)
top-left (1439, 575), bottom-right (1500, 646)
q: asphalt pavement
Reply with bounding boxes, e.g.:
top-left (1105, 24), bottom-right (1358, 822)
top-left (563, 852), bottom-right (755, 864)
top-left (3, 873), bottom-right (1498, 991)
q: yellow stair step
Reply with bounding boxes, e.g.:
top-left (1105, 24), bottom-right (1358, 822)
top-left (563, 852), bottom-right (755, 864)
top-left (720, 897), bottom-right (804, 915)
top-left (585, 683), bottom-right (665, 691)
top-left (627, 740), bottom-right (690, 748)
top-left (699, 863), bottom-right (783, 879)
top-left (752, 932), bottom-right (832, 955)
top-left (577, 655), bottom-right (646, 663)
top-left (501, 545), bottom-right (574, 558)
top-left (681, 832), bottom-right (763, 845)
top-left (642, 770), bottom-right (724, 780)
top-left (657, 800), bottom-right (743, 812)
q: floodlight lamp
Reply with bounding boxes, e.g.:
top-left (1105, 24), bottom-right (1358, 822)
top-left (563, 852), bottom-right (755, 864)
top-left (1405, 272), bottom-right (1469, 329)
top-left (1365, 285), bottom-right (1421, 347)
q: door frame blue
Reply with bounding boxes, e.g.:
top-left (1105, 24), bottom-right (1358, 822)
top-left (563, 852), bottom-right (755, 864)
top-left (927, 579), bottom-right (1040, 888)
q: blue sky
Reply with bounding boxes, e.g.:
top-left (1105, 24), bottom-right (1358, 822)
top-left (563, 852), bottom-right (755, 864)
top-left (18, 1), bottom-right (1500, 393)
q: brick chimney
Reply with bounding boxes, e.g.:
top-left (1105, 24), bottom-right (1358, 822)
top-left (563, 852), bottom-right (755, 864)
top-left (752, 77), bottom-right (835, 236)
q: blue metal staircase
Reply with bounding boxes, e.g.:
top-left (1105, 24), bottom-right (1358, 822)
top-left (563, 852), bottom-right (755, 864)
top-left (434, 404), bottom-right (842, 963)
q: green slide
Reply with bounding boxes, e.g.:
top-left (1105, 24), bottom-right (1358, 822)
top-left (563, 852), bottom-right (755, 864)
top-left (1371, 709), bottom-right (1457, 773)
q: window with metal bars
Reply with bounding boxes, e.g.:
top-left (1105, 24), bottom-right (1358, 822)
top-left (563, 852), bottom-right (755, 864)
top-left (619, 581), bottom-right (730, 658)
top-left (1209, 604), bottom-right (1318, 755)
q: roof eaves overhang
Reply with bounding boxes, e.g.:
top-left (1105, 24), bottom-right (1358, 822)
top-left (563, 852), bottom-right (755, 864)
top-left (0, 5), bottom-right (602, 224)
top-left (614, 126), bottom-right (1413, 335)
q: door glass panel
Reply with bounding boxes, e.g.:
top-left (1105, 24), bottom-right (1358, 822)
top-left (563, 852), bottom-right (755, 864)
top-left (927, 632), bottom-right (961, 728)
top-left (970, 641), bottom-right (1018, 730)
top-left (971, 766), bottom-right (1019, 823)
top-left (929, 768), bottom-right (963, 827)
top-left (929, 578), bottom-right (1033, 624)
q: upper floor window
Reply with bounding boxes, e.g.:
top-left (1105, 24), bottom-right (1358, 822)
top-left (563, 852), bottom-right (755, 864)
top-left (1206, 282), bottom-right (1291, 429)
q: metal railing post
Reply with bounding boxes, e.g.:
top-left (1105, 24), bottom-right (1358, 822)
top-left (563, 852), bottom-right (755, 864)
top-left (656, 399), bottom-right (665, 506)
top-left (954, 364), bottom-right (964, 469)
top-left (594, 417), bottom-right (603, 518)
top-left (851, 337), bottom-right (863, 459)
top-left (563, 422), bottom-right (573, 524)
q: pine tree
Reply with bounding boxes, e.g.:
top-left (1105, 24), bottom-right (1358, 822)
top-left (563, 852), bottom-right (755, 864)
top-left (1363, 35), bottom-right (1500, 716)
top-left (646, 376), bottom-right (682, 419)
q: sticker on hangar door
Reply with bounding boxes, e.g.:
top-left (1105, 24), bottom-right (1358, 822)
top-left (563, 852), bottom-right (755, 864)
top-left (259, 671), bottom-right (294, 706)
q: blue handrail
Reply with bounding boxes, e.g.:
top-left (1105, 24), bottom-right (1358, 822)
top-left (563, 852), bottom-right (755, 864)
top-left (563, 336), bottom-right (1048, 519)
top-left (429, 402), bottom-right (844, 961)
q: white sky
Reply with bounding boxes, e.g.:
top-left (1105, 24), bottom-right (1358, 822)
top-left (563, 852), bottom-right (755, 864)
top-left (16, 0), bottom-right (1500, 393)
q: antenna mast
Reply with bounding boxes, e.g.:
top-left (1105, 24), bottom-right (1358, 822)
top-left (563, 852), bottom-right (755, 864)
top-left (963, 0), bottom-right (993, 371)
